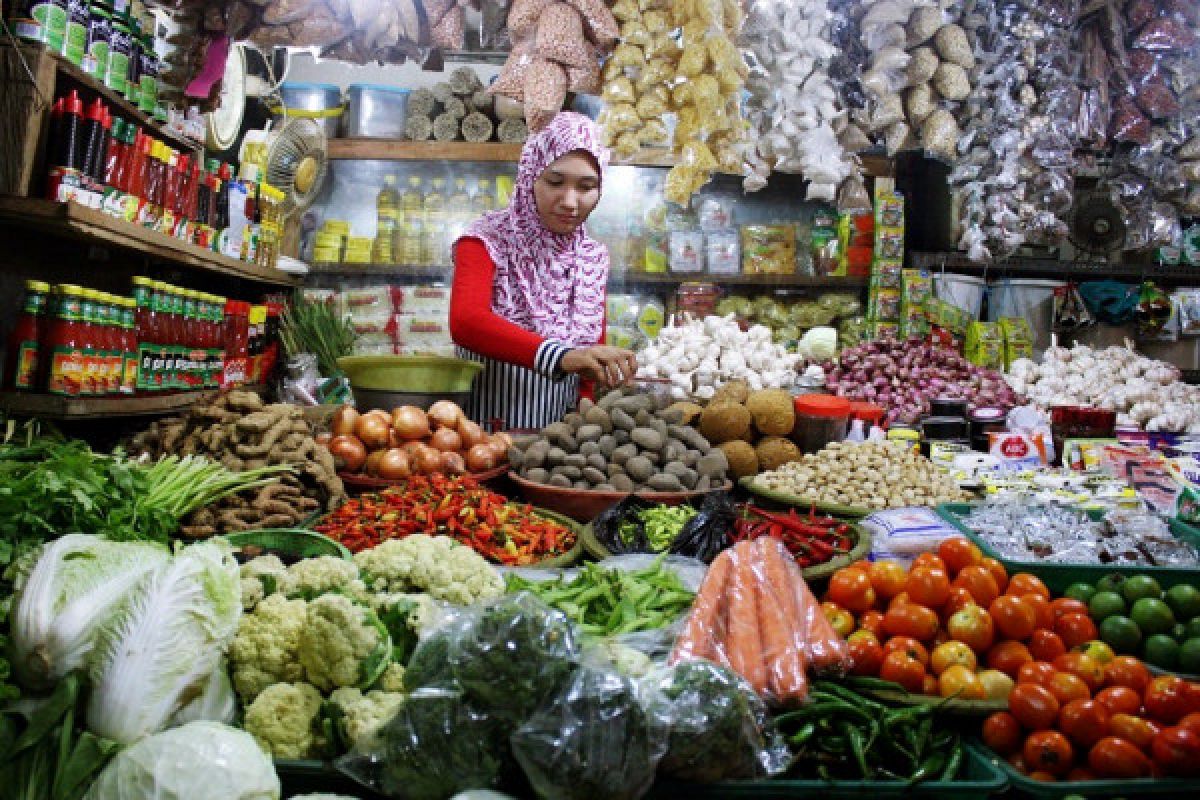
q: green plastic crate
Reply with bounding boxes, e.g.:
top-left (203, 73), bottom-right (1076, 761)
top-left (649, 742), bottom-right (1008, 799)
top-left (937, 503), bottom-right (1200, 594)
top-left (976, 740), bottom-right (1200, 798)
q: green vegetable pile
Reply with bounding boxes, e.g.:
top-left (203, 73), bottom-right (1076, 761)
top-left (279, 295), bottom-right (357, 378)
top-left (505, 557), bottom-right (695, 637)
top-left (619, 505), bottom-right (698, 552)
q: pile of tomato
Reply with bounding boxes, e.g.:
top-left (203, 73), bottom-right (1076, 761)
top-left (823, 537), bottom-right (1099, 701)
top-left (984, 667), bottom-right (1200, 780)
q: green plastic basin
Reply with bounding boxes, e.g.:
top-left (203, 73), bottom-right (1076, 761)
top-left (336, 355), bottom-right (483, 393)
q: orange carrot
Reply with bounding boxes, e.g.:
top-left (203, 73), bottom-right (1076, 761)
top-left (795, 567), bottom-right (851, 673)
top-left (754, 537), bottom-right (809, 703)
top-left (724, 541), bottom-right (768, 694)
top-left (670, 548), bottom-right (732, 665)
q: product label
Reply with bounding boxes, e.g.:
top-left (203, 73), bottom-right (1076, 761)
top-left (104, 24), bottom-right (130, 93)
top-left (85, 12), bottom-right (111, 78)
top-left (221, 356), bottom-right (246, 389)
top-left (47, 347), bottom-right (82, 396)
top-left (80, 345), bottom-right (100, 396)
top-left (107, 350), bottom-right (123, 394)
top-left (14, 341), bottom-right (39, 390)
top-left (31, 2), bottom-right (67, 50)
top-left (121, 351), bottom-right (137, 393)
top-left (138, 341), bottom-right (157, 390)
top-left (62, 0), bottom-right (88, 64)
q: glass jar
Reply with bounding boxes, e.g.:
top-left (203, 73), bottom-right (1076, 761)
top-left (792, 394), bottom-right (851, 454)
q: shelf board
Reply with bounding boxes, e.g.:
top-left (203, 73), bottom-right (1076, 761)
top-left (0, 196), bottom-right (300, 286)
top-left (910, 251), bottom-right (1200, 283)
top-left (309, 262), bottom-right (451, 279)
top-left (613, 272), bottom-right (871, 288)
top-left (4, 42), bottom-right (200, 154)
top-left (0, 390), bottom-right (205, 419)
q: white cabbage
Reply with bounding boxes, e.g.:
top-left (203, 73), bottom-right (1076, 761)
top-left (86, 540), bottom-right (241, 744)
top-left (10, 535), bottom-right (168, 690)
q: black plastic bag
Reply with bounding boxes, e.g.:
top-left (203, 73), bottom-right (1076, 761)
top-left (669, 492), bottom-right (736, 564)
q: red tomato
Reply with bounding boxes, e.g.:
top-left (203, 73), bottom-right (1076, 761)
top-left (942, 587), bottom-right (977, 619)
top-left (980, 557), bottom-right (1008, 593)
top-left (1109, 713), bottom-right (1161, 751)
top-left (1178, 712), bottom-right (1200, 737)
top-left (1010, 683), bottom-right (1061, 731)
top-left (1054, 652), bottom-right (1106, 693)
top-left (867, 561), bottom-right (908, 601)
top-left (1028, 629), bottom-right (1068, 663)
top-left (906, 566), bottom-right (952, 608)
top-left (883, 636), bottom-right (930, 666)
top-left (879, 650), bottom-right (926, 693)
top-left (888, 591), bottom-right (912, 609)
top-left (1047, 672), bottom-right (1092, 704)
top-left (1016, 661), bottom-right (1059, 688)
top-left (1144, 676), bottom-right (1200, 725)
top-left (1104, 656), bottom-right (1151, 692)
top-left (1054, 613), bottom-right (1099, 650)
top-left (1059, 699), bottom-right (1111, 749)
top-left (1050, 597), bottom-right (1089, 620)
top-left (938, 536), bottom-right (982, 575)
top-left (990, 595), bottom-right (1038, 641)
top-left (912, 553), bottom-right (947, 572)
top-left (1088, 736), bottom-right (1152, 779)
top-left (848, 633), bottom-right (885, 677)
top-left (1023, 595), bottom-right (1054, 632)
top-left (1007, 573), bottom-right (1050, 599)
top-left (946, 603), bottom-right (995, 653)
top-left (859, 609), bottom-right (886, 637)
top-left (1095, 687), bottom-right (1143, 717)
top-left (1151, 726), bottom-right (1200, 776)
top-left (821, 602), bottom-right (856, 638)
top-left (953, 565), bottom-right (1001, 608)
top-left (987, 641), bottom-right (1034, 678)
top-left (883, 603), bottom-right (940, 642)
top-left (1023, 731), bottom-right (1074, 776)
top-left (827, 568), bottom-right (877, 614)
top-left (982, 711), bottom-right (1023, 755)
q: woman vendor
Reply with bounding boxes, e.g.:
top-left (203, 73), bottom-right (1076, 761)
top-left (450, 112), bottom-right (637, 430)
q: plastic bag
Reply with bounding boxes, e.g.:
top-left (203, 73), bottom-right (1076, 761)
top-left (590, 494), bottom-right (734, 564)
top-left (337, 688), bottom-right (508, 800)
top-left (644, 659), bottom-right (789, 782)
top-left (511, 665), bottom-right (665, 800)
top-left (669, 538), bottom-right (850, 705)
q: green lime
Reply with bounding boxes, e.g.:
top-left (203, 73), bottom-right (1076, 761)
top-left (1065, 582), bottom-right (1097, 604)
top-left (1175, 623), bottom-right (1189, 641)
top-left (1165, 584), bottom-right (1200, 621)
top-left (1143, 634), bottom-right (1181, 670)
top-left (1122, 575), bottom-right (1163, 604)
top-left (1097, 574), bottom-right (1125, 595)
top-left (1089, 591), bottom-right (1127, 621)
top-left (1180, 638), bottom-right (1200, 674)
top-left (1186, 617), bottom-right (1200, 640)
top-left (1131, 597), bottom-right (1177, 636)
top-left (1099, 615), bottom-right (1143, 654)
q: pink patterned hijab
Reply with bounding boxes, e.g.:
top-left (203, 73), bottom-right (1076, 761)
top-left (457, 112), bottom-right (611, 347)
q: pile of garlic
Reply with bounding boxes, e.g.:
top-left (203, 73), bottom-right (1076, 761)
top-left (636, 315), bottom-right (804, 400)
top-left (1007, 344), bottom-right (1200, 432)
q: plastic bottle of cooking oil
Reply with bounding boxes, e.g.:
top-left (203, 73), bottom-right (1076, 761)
top-left (399, 175), bottom-right (423, 265)
top-left (423, 177), bottom-right (446, 266)
top-left (375, 175), bottom-right (398, 264)
top-left (473, 178), bottom-right (495, 213)
top-left (446, 177), bottom-right (472, 250)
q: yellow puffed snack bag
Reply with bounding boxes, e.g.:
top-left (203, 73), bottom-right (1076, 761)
top-left (721, 0), bottom-right (743, 32)
top-left (611, 43), bottom-right (645, 69)
top-left (600, 103), bottom-right (641, 132)
top-left (636, 59), bottom-right (675, 91)
top-left (645, 32), bottom-right (679, 60)
top-left (665, 163), bottom-right (713, 206)
top-left (638, 118), bottom-right (670, 145)
top-left (691, 74), bottom-right (720, 116)
top-left (602, 76), bottom-right (637, 106)
top-left (672, 82), bottom-right (693, 109)
top-left (680, 139), bottom-right (718, 169)
top-left (642, 10), bottom-right (669, 32)
top-left (611, 0), bottom-right (639, 22)
top-left (677, 40), bottom-right (708, 77)
top-left (707, 34), bottom-right (747, 79)
top-left (635, 86), bottom-right (669, 119)
top-left (614, 131), bottom-right (641, 159)
top-left (692, 0), bottom-right (724, 28)
top-left (621, 21), bottom-right (652, 48)
top-left (674, 106), bottom-right (702, 142)
top-left (602, 59), bottom-right (624, 82)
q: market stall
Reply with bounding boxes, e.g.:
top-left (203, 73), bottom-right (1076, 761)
top-left (0, 0), bottom-right (1199, 798)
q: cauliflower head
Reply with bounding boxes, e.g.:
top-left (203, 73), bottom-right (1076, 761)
top-left (240, 554), bottom-right (287, 611)
top-left (298, 593), bottom-right (392, 692)
top-left (327, 687), bottom-right (406, 748)
top-left (243, 681), bottom-right (326, 759)
top-left (281, 556), bottom-right (360, 598)
top-left (228, 593), bottom-right (308, 702)
top-left (374, 662), bottom-right (406, 693)
top-left (353, 535), bottom-right (504, 606)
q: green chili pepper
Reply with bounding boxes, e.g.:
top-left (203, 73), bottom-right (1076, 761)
top-left (840, 720), bottom-right (872, 779)
top-left (939, 741), bottom-right (964, 781)
top-left (908, 751), bottom-right (946, 784)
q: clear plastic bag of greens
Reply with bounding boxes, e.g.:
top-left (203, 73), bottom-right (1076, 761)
top-left (511, 664), bottom-right (667, 800)
top-left (336, 687), bottom-right (509, 800)
top-left (817, 292), bottom-right (864, 317)
top-left (644, 659), bottom-right (789, 783)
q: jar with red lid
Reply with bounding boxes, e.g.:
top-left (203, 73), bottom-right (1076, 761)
top-left (792, 394), bottom-right (852, 453)
top-left (847, 401), bottom-right (885, 428)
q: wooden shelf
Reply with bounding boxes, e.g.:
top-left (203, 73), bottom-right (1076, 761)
top-left (328, 140), bottom-right (894, 177)
top-left (0, 390), bottom-right (206, 419)
top-left (613, 272), bottom-right (870, 289)
top-left (0, 196), bottom-right (300, 286)
top-left (910, 250), bottom-right (1200, 283)
top-left (3, 42), bottom-right (199, 155)
top-left (309, 262), bottom-right (450, 279)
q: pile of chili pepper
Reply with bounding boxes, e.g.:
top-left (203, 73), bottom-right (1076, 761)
top-left (775, 677), bottom-right (965, 783)
top-left (314, 474), bottom-right (576, 566)
top-left (731, 505), bottom-right (855, 568)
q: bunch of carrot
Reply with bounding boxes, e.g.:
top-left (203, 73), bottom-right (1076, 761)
top-left (670, 537), bottom-right (850, 705)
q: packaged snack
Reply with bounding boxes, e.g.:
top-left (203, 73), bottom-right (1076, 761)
top-left (1176, 289), bottom-right (1200, 335)
top-left (810, 207), bottom-right (840, 276)
top-left (704, 230), bottom-right (740, 274)
top-left (669, 231), bottom-right (706, 273)
top-left (740, 225), bottom-right (796, 274)
top-left (696, 195), bottom-right (735, 231)
top-left (342, 285), bottom-right (394, 314)
top-left (868, 287), bottom-right (901, 321)
top-left (965, 321), bottom-right (1003, 368)
top-left (988, 432), bottom-right (1050, 471)
top-left (998, 317), bottom-right (1034, 368)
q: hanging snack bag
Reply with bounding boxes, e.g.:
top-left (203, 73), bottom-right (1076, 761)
top-left (965, 321), bottom-right (1003, 368)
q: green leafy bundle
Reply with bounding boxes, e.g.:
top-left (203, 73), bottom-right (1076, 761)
top-left (279, 296), bottom-right (357, 377)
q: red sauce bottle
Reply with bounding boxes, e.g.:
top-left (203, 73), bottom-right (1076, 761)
top-left (45, 285), bottom-right (85, 397)
top-left (4, 280), bottom-right (50, 391)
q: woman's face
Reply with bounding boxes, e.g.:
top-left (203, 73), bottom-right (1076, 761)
top-left (533, 151), bottom-right (601, 235)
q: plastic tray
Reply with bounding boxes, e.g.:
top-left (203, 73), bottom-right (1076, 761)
top-left (977, 740), bottom-right (1200, 798)
top-left (740, 477), bottom-right (871, 518)
top-left (650, 741), bottom-right (1008, 799)
top-left (222, 528), bottom-right (350, 561)
top-left (936, 503), bottom-right (1200, 593)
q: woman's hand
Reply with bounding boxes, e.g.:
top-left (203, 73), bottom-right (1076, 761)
top-left (560, 346), bottom-right (639, 388)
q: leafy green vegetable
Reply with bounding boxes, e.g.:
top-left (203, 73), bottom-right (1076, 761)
top-left (505, 557), bottom-right (695, 637)
top-left (279, 295), bottom-right (357, 378)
